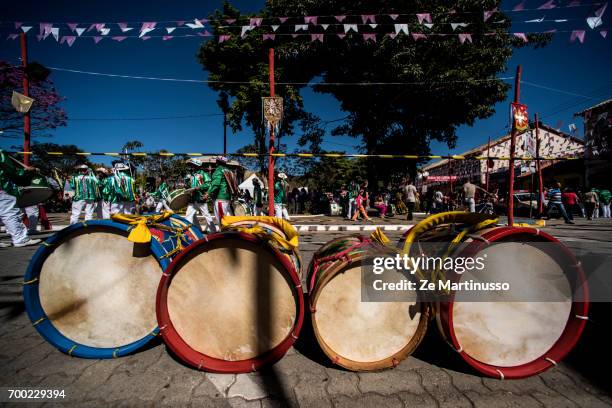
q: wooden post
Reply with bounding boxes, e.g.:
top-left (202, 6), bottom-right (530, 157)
top-left (267, 48), bottom-right (276, 216)
top-left (535, 113), bottom-right (544, 215)
top-left (20, 32), bottom-right (31, 166)
top-left (485, 135), bottom-right (491, 192)
top-left (507, 65), bottom-right (522, 226)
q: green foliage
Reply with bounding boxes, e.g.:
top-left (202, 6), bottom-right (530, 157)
top-left (198, 0), bottom-right (550, 187)
top-left (28, 142), bottom-right (92, 176)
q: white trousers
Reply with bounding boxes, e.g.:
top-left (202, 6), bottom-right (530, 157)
top-left (23, 205), bottom-right (39, 233)
top-left (122, 202), bottom-right (136, 215)
top-left (155, 200), bottom-right (171, 213)
top-left (70, 200), bottom-right (96, 225)
top-left (253, 204), bottom-right (263, 216)
top-left (0, 190), bottom-right (29, 245)
top-left (185, 202), bottom-right (217, 233)
top-left (602, 203), bottom-right (611, 218)
top-left (465, 197), bottom-right (476, 213)
top-left (97, 201), bottom-right (112, 219)
top-left (275, 203), bottom-right (290, 220)
top-left (347, 198), bottom-right (356, 219)
top-left (214, 200), bottom-right (233, 226)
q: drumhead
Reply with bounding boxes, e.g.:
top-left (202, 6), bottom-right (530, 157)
top-left (451, 242), bottom-right (572, 367)
top-left (232, 201), bottom-right (249, 217)
top-left (313, 261), bottom-right (424, 365)
top-left (165, 236), bottom-right (298, 361)
top-left (17, 187), bottom-right (54, 208)
top-left (169, 190), bottom-right (191, 211)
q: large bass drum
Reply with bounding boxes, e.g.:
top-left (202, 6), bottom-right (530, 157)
top-left (18, 176), bottom-right (54, 208)
top-left (306, 236), bottom-right (429, 371)
top-left (435, 226), bottom-right (589, 379)
top-left (157, 231), bottom-right (304, 373)
top-left (23, 214), bottom-right (202, 358)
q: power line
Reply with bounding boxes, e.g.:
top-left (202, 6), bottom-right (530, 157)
top-left (70, 112), bottom-right (223, 121)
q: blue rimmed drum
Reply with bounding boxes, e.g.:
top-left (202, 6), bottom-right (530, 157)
top-left (23, 214), bottom-right (203, 359)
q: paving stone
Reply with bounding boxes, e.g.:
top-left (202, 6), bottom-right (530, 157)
top-left (228, 374), bottom-right (272, 401)
top-left (293, 373), bottom-right (331, 408)
top-left (464, 390), bottom-right (543, 407)
top-left (531, 392), bottom-right (580, 408)
top-left (17, 351), bottom-right (97, 379)
top-left (357, 369), bottom-right (424, 396)
top-left (330, 393), bottom-right (404, 408)
top-left (204, 373), bottom-right (237, 397)
top-left (227, 397), bottom-right (262, 408)
top-left (483, 375), bottom-right (551, 395)
top-left (156, 369), bottom-right (207, 406)
top-left (419, 368), bottom-right (472, 408)
top-left (539, 369), bottom-right (612, 408)
top-left (397, 391), bottom-right (438, 408)
top-left (324, 370), bottom-right (360, 397)
top-left (89, 371), bottom-right (171, 403)
top-left (396, 356), bottom-right (435, 371)
top-left (443, 369), bottom-right (490, 393)
top-left (69, 359), bottom-right (128, 398)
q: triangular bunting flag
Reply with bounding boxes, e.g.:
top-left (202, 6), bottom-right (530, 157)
top-left (416, 13), bottom-right (432, 24)
top-left (570, 30), bottom-right (585, 43)
top-left (140, 22), bottom-right (157, 37)
top-left (424, 23), bottom-right (434, 29)
top-left (76, 27), bottom-right (85, 36)
top-left (7, 34), bottom-right (19, 40)
top-left (538, 0), bottom-right (556, 10)
top-left (14, 22), bottom-right (22, 29)
top-left (335, 15), bottom-right (346, 22)
top-left (291, 33), bottom-right (299, 38)
top-left (176, 21), bottom-right (185, 26)
top-left (337, 33), bottom-right (346, 39)
top-left (272, 25), bottom-right (280, 31)
top-left (394, 24), bottom-right (409, 35)
top-left (361, 15), bottom-right (376, 24)
top-left (363, 33), bottom-right (376, 42)
top-left (225, 19), bottom-right (236, 24)
top-left (458, 33), bottom-right (472, 43)
top-left (388, 33), bottom-right (398, 39)
top-left (112, 36), bottom-right (127, 42)
top-left (186, 19), bottom-right (203, 29)
top-left (93, 36), bottom-right (103, 44)
top-left (484, 10), bottom-right (496, 22)
top-left (263, 34), bottom-right (275, 40)
top-left (369, 23), bottom-right (378, 29)
top-left (389, 14), bottom-right (399, 20)
top-left (451, 23), bottom-right (469, 31)
top-left (344, 24), bottom-right (358, 33)
top-left (21, 26), bottom-right (32, 34)
top-left (162, 36), bottom-right (173, 41)
top-left (250, 17), bottom-right (262, 27)
top-left (295, 24), bottom-right (308, 31)
top-left (587, 16), bottom-right (603, 29)
top-left (279, 17), bottom-right (288, 23)
top-left (51, 27), bottom-right (60, 41)
top-left (321, 24), bottom-right (329, 30)
top-left (601, 30), bottom-right (608, 38)
top-left (311, 33), bottom-right (324, 42)
top-left (64, 36), bottom-right (76, 46)
top-left (241, 26), bottom-right (254, 37)
top-left (219, 34), bottom-right (231, 43)
top-left (304, 16), bottom-right (317, 25)
top-left (513, 1), bottom-right (526, 11)
top-left (525, 17), bottom-right (545, 23)
top-left (166, 27), bottom-right (176, 34)
top-left (514, 32), bottom-right (529, 42)
top-left (67, 23), bottom-right (78, 32)
top-left (100, 28), bottom-right (110, 36)
top-left (411, 33), bottom-right (427, 41)
top-left (141, 36), bottom-right (151, 41)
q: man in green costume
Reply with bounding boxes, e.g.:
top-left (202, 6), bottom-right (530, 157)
top-left (185, 158), bottom-right (216, 232)
top-left (0, 150), bottom-right (41, 247)
top-left (208, 156), bottom-right (235, 225)
top-left (274, 172), bottom-right (290, 220)
top-left (153, 175), bottom-right (171, 213)
top-left (69, 164), bottom-right (99, 225)
top-left (113, 162), bottom-right (136, 214)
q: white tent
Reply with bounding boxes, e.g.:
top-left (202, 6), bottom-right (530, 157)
top-left (239, 173), bottom-right (265, 197)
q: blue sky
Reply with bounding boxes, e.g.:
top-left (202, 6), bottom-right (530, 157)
top-left (1, 0), bottom-right (611, 164)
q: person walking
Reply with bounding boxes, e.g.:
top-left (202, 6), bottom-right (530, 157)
top-left (252, 177), bottom-right (264, 216)
top-left (561, 188), bottom-right (581, 220)
top-left (185, 159), bottom-right (216, 233)
top-left (274, 172), bottom-right (291, 220)
top-left (347, 180), bottom-right (358, 220)
top-left (208, 156), bottom-right (235, 225)
top-left (462, 179), bottom-right (477, 213)
top-left (153, 175), bottom-right (172, 213)
top-left (113, 163), bottom-right (137, 214)
top-left (433, 189), bottom-right (444, 214)
top-left (404, 180), bottom-right (418, 220)
top-left (584, 188), bottom-right (599, 221)
top-left (0, 150), bottom-right (41, 247)
top-left (351, 189), bottom-right (372, 222)
top-left (95, 167), bottom-right (113, 219)
top-left (69, 164), bottom-right (99, 225)
top-left (598, 187), bottom-right (611, 218)
top-left (545, 182), bottom-right (574, 224)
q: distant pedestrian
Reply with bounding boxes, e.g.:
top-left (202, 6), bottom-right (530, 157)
top-left (351, 189), bottom-right (371, 222)
top-left (462, 179), bottom-right (477, 213)
top-left (561, 188), bottom-right (581, 220)
top-left (598, 188), bottom-right (611, 218)
top-left (584, 188), bottom-right (599, 221)
top-left (433, 190), bottom-right (444, 214)
top-left (404, 180), bottom-right (418, 221)
top-left (545, 182), bottom-right (573, 224)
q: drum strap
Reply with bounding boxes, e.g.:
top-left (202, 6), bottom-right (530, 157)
top-left (111, 211), bottom-right (174, 243)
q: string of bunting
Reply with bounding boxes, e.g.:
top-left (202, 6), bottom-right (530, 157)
top-left (6, 151), bottom-right (588, 161)
top-left (3, 2), bottom-right (607, 45)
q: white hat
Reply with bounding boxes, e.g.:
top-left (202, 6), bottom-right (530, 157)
top-left (186, 158), bottom-right (202, 166)
top-left (278, 172), bottom-right (287, 179)
top-left (75, 164), bottom-right (89, 170)
top-left (216, 155), bottom-right (228, 163)
top-left (114, 163), bottom-right (130, 171)
top-left (95, 167), bottom-right (108, 174)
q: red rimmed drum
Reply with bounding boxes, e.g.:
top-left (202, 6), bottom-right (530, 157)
top-left (156, 232), bottom-right (304, 373)
top-left (307, 236), bottom-right (429, 371)
top-left (436, 227), bottom-right (589, 379)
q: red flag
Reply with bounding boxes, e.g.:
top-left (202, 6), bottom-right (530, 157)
top-left (512, 103), bottom-right (529, 131)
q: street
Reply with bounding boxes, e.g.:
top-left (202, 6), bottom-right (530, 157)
top-left (1, 214), bottom-right (611, 407)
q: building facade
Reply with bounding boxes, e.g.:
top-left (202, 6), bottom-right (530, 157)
top-left (576, 99), bottom-right (612, 188)
top-left (419, 124), bottom-right (584, 193)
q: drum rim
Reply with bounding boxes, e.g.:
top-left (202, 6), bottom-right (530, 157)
top-left (156, 231), bottom-right (305, 373)
top-left (23, 216), bottom-right (201, 359)
top-left (308, 245), bottom-right (429, 371)
top-left (437, 226), bottom-right (589, 379)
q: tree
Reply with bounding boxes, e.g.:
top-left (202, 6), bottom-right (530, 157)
top-left (0, 61), bottom-right (67, 139)
top-left (25, 142), bottom-right (93, 179)
top-left (199, 0), bottom-right (549, 187)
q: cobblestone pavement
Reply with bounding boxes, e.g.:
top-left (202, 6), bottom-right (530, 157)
top-left (1, 216), bottom-right (611, 407)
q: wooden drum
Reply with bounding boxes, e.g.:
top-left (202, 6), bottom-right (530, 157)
top-left (307, 236), bottom-right (429, 371)
top-left (156, 231), bottom-right (304, 373)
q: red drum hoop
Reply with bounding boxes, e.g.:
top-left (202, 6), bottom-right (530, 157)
top-left (437, 227), bottom-right (589, 379)
top-left (156, 232), bottom-right (304, 373)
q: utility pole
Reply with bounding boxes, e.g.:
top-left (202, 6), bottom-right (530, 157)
top-left (507, 65), bottom-right (522, 226)
top-left (485, 135), bottom-right (491, 192)
top-left (20, 32), bottom-right (31, 166)
top-left (535, 113), bottom-right (544, 215)
top-left (267, 48), bottom-right (276, 216)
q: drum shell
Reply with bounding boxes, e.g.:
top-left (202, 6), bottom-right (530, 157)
top-left (22, 215), bottom-right (202, 358)
top-left (18, 177), bottom-right (54, 208)
top-left (168, 189), bottom-right (192, 211)
top-left (307, 237), bottom-right (429, 371)
top-left (156, 231), bottom-right (304, 373)
top-left (435, 226), bottom-right (589, 379)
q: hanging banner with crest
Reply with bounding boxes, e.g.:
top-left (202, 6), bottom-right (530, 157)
top-left (262, 96), bottom-right (283, 133)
